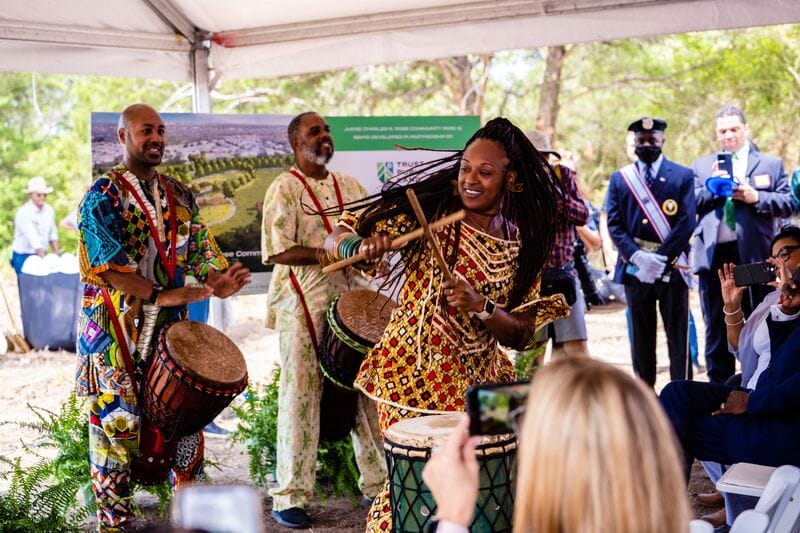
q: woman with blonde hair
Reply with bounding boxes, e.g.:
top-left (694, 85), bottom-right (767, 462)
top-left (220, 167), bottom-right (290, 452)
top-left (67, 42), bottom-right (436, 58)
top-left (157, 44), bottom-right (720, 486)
top-left (423, 357), bottom-right (690, 533)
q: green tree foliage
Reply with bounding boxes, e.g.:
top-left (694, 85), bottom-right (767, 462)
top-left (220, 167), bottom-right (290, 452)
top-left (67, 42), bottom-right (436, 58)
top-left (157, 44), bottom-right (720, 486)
top-left (2, 24), bottom-right (800, 258)
top-left (0, 74), bottom-right (190, 262)
top-left (543, 25), bottom-right (800, 201)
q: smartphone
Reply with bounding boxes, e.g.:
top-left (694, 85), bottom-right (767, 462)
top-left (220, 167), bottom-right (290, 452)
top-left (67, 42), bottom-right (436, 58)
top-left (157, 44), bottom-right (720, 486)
top-left (717, 152), bottom-right (734, 178)
top-left (733, 262), bottom-right (776, 287)
top-left (466, 380), bottom-right (530, 436)
top-left (172, 485), bottom-right (263, 533)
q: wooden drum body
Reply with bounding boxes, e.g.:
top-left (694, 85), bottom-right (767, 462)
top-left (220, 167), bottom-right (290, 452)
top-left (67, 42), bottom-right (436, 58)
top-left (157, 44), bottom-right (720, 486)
top-left (383, 413), bottom-right (517, 533)
top-left (318, 289), bottom-right (395, 441)
top-left (142, 320), bottom-right (248, 441)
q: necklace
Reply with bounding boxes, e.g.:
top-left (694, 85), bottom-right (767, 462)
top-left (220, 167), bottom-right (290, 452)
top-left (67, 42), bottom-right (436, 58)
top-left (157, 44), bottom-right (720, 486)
top-left (464, 210), bottom-right (499, 233)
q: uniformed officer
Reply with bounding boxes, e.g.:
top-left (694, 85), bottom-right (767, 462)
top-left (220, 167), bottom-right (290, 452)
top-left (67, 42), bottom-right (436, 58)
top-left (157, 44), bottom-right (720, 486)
top-left (606, 117), bottom-right (697, 386)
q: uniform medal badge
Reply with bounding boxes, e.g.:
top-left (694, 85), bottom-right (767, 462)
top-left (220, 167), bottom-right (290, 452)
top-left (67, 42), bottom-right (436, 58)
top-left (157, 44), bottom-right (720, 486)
top-left (642, 118), bottom-right (654, 130)
top-left (662, 199), bottom-right (678, 216)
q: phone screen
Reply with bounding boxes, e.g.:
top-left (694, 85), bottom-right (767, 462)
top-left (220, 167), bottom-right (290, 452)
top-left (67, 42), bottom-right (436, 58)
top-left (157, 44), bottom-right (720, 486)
top-left (717, 152), bottom-right (734, 179)
top-left (467, 381), bottom-right (529, 435)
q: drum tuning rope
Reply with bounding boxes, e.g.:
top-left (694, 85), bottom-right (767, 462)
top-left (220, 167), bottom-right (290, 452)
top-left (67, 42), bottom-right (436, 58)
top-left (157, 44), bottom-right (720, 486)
top-left (137, 303), bottom-right (161, 362)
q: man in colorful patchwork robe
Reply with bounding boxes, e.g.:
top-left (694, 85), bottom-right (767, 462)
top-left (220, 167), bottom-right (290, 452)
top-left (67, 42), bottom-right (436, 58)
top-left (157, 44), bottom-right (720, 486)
top-left (77, 103), bottom-right (250, 532)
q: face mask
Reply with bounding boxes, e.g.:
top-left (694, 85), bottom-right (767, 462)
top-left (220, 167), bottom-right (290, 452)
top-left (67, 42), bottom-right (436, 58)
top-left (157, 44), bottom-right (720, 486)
top-left (635, 145), bottom-right (662, 164)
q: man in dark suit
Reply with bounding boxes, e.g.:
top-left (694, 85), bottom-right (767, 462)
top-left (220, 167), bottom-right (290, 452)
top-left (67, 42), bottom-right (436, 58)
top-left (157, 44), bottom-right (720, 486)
top-left (693, 105), bottom-right (796, 383)
top-left (606, 117), bottom-right (696, 386)
top-left (660, 226), bottom-right (800, 479)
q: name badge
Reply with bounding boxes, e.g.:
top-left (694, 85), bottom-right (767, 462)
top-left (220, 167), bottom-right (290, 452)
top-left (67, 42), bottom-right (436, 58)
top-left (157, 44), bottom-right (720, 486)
top-left (753, 173), bottom-right (771, 188)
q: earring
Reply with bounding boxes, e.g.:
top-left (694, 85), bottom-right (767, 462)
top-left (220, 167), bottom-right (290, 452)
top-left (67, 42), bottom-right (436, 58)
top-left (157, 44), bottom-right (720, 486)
top-left (451, 179), bottom-right (459, 196)
top-left (508, 183), bottom-right (523, 193)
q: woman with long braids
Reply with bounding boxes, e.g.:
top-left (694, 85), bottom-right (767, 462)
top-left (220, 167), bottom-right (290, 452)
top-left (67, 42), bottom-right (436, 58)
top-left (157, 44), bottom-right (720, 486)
top-left (324, 117), bottom-right (568, 531)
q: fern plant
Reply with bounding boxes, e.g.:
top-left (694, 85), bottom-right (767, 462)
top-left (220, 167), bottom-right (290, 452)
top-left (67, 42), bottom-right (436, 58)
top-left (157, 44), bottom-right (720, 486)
top-left (0, 456), bottom-right (85, 532)
top-left (232, 370), bottom-right (280, 488)
top-left (0, 393), bottom-right (173, 531)
top-left (315, 438), bottom-right (362, 504)
top-left (233, 367), bottom-right (362, 502)
top-left (513, 339), bottom-right (547, 380)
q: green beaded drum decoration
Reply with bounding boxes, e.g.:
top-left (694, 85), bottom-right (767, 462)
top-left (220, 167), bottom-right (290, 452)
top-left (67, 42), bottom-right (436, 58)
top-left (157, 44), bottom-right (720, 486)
top-left (383, 413), bottom-right (517, 532)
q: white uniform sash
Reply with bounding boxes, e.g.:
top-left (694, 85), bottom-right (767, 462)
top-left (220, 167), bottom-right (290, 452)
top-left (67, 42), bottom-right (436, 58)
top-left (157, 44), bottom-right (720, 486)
top-left (619, 164), bottom-right (693, 288)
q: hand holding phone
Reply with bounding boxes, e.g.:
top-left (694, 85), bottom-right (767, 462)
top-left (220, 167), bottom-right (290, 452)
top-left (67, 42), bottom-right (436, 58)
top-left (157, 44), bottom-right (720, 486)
top-left (716, 152), bottom-right (734, 179)
top-left (466, 381), bottom-right (530, 435)
top-left (420, 415), bottom-right (479, 528)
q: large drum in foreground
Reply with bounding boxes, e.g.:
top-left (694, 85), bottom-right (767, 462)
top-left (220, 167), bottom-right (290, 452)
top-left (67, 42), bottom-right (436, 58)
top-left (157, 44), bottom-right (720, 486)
top-left (319, 289), bottom-right (396, 441)
top-left (384, 414), bottom-right (517, 533)
top-left (142, 320), bottom-right (248, 440)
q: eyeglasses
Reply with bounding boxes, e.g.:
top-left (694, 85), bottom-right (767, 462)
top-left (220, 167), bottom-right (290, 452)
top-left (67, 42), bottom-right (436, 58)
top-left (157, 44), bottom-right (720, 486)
top-left (772, 245), bottom-right (800, 262)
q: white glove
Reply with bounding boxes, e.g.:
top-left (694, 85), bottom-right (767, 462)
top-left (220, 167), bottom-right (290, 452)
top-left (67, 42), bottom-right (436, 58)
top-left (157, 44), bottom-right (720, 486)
top-left (630, 251), bottom-right (668, 284)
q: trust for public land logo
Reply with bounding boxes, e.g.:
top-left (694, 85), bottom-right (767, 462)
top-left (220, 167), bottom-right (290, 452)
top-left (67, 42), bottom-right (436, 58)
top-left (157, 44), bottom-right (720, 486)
top-left (377, 161), bottom-right (395, 183)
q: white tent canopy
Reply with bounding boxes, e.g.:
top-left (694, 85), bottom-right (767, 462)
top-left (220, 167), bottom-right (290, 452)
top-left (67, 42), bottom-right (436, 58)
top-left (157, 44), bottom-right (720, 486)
top-left (2, 0), bottom-right (800, 111)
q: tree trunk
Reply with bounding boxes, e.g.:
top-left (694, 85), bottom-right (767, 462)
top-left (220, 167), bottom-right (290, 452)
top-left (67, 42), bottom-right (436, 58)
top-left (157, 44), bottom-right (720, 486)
top-left (537, 45), bottom-right (568, 144)
top-left (435, 54), bottom-right (492, 117)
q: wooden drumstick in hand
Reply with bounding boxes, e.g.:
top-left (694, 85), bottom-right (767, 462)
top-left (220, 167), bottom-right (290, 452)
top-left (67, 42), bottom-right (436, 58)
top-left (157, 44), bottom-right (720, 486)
top-left (405, 189), bottom-right (455, 283)
top-left (405, 190), bottom-right (472, 322)
top-left (321, 210), bottom-right (465, 273)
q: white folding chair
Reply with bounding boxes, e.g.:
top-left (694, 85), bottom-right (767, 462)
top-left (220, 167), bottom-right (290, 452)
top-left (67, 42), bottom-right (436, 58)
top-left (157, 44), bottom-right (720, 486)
top-left (689, 518), bottom-right (714, 533)
top-left (730, 509), bottom-right (770, 533)
top-left (752, 465), bottom-right (800, 533)
top-left (717, 462), bottom-right (776, 497)
top-left (717, 463), bottom-right (800, 533)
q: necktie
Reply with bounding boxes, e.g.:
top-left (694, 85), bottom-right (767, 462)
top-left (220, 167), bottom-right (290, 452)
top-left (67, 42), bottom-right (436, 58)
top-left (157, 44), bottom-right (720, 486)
top-left (724, 153), bottom-right (737, 230)
top-left (723, 198), bottom-right (736, 230)
top-left (645, 163), bottom-right (654, 188)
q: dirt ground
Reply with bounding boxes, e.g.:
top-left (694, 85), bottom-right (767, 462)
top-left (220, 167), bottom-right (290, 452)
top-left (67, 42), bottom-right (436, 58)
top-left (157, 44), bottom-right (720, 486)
top-left (0, 285), bottom-right (719, 531)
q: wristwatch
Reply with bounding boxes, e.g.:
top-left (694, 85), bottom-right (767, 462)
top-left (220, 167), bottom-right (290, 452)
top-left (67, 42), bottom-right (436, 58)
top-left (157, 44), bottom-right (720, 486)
top-left (475, 298), bottom-right (496, 321)
top-left (148, 284), bottom-right (164, 305)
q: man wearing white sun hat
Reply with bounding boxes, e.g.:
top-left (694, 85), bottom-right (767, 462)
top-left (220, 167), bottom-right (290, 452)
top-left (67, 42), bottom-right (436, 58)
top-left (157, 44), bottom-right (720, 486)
top-left (11, 176), bottom-right (59, 275)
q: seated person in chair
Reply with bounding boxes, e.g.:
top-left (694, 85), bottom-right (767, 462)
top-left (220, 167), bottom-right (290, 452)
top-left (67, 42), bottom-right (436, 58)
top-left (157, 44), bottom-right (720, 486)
top-left (699, 225), bottom-right (800, 528)
top-left (660, 225), bottom-right (800, 489)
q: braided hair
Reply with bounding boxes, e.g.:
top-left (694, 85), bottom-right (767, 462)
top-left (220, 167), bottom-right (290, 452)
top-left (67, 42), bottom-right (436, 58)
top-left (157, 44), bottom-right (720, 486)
top-left (330, 117), bottom-right (563, 309)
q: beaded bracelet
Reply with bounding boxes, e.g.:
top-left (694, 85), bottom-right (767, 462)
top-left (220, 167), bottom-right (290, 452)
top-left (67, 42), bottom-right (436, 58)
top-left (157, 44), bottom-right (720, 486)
top-left (723, 305), bottom-right (743, 316)
top-left (328, 232), bottom-right (352, 261)
top-left (338, 235), bottom-right (363, 259)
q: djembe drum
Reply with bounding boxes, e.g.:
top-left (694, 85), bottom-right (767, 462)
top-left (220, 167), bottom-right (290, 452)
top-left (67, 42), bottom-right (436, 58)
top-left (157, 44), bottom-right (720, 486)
top-left (318, 289), bottom-right (396, 440)
top-left (133, 320), bottom-right (248, 483)
top-left (383, 413), bottom-right (517, 533)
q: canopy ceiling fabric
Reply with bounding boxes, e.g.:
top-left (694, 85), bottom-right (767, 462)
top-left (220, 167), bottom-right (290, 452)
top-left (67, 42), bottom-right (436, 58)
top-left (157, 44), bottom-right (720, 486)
top-left (1, 0), bottom-right (799, 83)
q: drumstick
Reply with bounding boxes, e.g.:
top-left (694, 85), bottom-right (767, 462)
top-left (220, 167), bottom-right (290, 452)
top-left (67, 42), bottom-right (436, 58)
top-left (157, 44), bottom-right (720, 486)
top-left (405, 189), bottom-right (454, 283)
top-left (322, 210), bottom-right (465, 273)
top-left (405, 190), bottom-right (473, 323)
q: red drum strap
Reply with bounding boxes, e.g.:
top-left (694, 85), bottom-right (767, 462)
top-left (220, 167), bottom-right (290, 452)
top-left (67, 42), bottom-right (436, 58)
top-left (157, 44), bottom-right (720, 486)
top-left (289, 270), bottom-right (321, 360)
top-left (100, 287), bottom-right (139, 397)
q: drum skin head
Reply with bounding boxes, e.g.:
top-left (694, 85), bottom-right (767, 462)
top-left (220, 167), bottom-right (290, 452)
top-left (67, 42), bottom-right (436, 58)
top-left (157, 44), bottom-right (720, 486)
top-left (384, 413), bottom-right (515, 451)
top-left (164, 320), bottom-right (247, 387)
top-left (336, 289), bottom-right (396, 345)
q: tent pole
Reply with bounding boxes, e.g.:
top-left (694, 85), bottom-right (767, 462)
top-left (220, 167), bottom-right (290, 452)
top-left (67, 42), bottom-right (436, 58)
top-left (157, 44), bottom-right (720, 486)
top-left (191, 32), bottom-right (211, 113)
